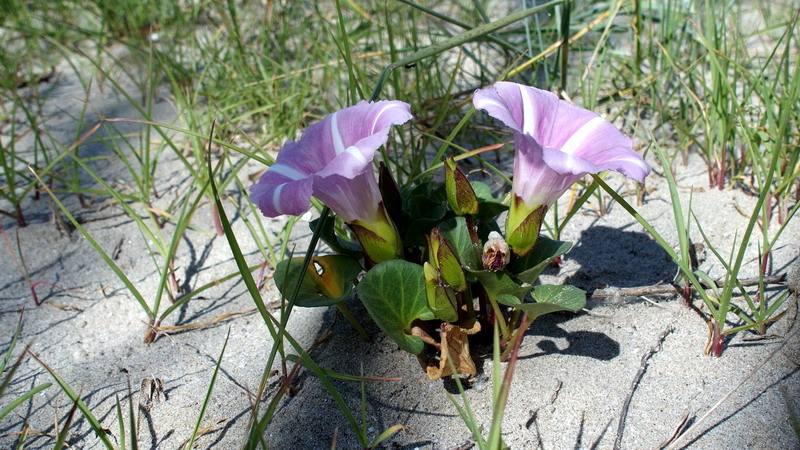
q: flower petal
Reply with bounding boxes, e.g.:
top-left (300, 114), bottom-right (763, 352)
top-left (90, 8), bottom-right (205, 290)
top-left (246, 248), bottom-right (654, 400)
top-left (314, 169), bottom-right (382, 223)
top-left (250, 100), bottom-right (412, 220)
top-left (249, 171), bottom-right (314, 218)
top-left (512, 132), bottom-right (583, 208)
top-left (315, 100), bottom-right (413, 179)
top-left (473, 81), bottom-right (597, 148)
top-left (474, 81), bottom-right (651, 186)
top-left (540, 145), bottom-right (601, 176)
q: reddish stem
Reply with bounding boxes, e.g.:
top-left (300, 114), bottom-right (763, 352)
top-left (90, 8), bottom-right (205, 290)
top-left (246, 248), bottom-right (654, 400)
top-left (147, 208), bottom-right (166, 230)
top-left (169, 273), bottom-right (179, 303)
top-left (681, 280), bottom-right (691, 307)
top-left (256, 260), bottom-right (270, 291)
top-left (211, 202), bottom-right (223, 236)
top-left (15, 204), bottom-right (26, 228)
top-left (143, 317), bottom-right (160, 343)
top-left (30, 281), bottom-right (68, 306)
top-left (709, 321), bottom-right (724, 357)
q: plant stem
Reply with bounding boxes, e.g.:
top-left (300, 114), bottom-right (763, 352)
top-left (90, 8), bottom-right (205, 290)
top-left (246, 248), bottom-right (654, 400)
top-left (15, 204), bottom-right (26, 228)
top-left (708, 320), bottom-right (724, 357)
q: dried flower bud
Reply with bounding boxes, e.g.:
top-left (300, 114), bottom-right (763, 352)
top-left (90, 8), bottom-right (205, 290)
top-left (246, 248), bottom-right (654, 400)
top-left (482, 231), bottom-right (510, 272)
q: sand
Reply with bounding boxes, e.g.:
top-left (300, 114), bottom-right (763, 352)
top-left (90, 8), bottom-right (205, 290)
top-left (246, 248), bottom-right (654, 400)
top-left (1, 44), bottom-right (798, 450)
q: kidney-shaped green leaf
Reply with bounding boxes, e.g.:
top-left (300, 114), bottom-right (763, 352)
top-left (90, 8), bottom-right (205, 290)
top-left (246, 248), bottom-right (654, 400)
top-left (356, 260), bottom-right (436, 354)
top-left (509, 236), bottom-right (572, 284)
top-left (497, 284), bottom-right (586, 319)
top-left (474, 271), bottom-right (531, 302)
top-left (274, 255), bottom-right (363, 307)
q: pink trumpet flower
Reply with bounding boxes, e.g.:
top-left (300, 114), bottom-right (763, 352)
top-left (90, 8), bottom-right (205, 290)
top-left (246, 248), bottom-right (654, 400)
top-left (473, 81), bottom-right (650, 255)
top-left (250, 100), bottom-right (413, 263)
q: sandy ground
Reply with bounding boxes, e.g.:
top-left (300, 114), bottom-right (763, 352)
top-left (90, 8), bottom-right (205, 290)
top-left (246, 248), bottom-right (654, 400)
top-left (1, 48), bottom-right (799, 450)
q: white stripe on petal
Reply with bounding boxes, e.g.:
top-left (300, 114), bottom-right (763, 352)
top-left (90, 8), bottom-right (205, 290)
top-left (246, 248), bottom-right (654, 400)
top-left (560, 116), bottom-right (605, 155)
top-left (519, 84), bottom-right (535, 136)
top-left (272, 184), bottom-right (285, 214)
top-left (473, 97), bottom-right (507, 112)
top-left (269, 164), bottom-right (306, 180)
top-left (369, 103), bottom-right (395, 134)
top-left (344, 146), bottom-right (367, 165)
top-left (331, 111), bottom-right (346, 155)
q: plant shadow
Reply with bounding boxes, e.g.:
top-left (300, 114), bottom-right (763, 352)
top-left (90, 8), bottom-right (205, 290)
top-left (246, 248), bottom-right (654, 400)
top-left (566, 225), bottom-right (677, 291)
top-left (517, 312), bottom-right (620, 361)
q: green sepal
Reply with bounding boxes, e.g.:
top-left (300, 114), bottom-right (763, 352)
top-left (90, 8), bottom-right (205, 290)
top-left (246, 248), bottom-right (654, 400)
top-left (506, 196), bottom-right (547, 256)
top-left (350, 202), bottom-right (403, 264)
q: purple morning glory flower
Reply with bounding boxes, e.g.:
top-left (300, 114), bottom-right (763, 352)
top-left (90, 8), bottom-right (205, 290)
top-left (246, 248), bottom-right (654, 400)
top-left (250, 100), bottom-right (413, 262)
top-left (473, 81), bottom-right (650, 255)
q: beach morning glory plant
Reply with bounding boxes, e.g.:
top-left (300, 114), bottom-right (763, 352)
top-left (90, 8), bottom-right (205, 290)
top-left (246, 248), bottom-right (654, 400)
top-left (473, 81), bottom-right (651, 255)
top-left (251, 85), bottom-right (649, 379)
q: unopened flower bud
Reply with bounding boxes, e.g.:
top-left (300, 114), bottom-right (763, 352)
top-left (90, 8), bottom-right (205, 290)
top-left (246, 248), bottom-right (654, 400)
top-left (428, 228), bottom-right (467, 292)
top-left (445, 157), bottom-right (479, 216)
top-left (423, 262), bottom-right (458, 322)
top-left (482, 231), bottom-right (510, 271)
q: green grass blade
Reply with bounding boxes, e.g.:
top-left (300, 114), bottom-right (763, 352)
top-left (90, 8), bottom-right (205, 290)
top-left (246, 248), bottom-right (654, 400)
top-left (28, 351), bottom-right (115, 449)
top-left (54, 398), bottom-right (80, 450)
top-left (333, 0), bottom-right (364, 103)
top-left (104, 118), bottom-right (272, 166)
top-left (370, 0), bottom-right (564, 101)
top-left (248, 312), bottom-right (367, 448)
top-left (206, 133), bottom-right (361, 446)
top-left (158, 264), bottom-right (262, 321)
top-left (0, 312), bottom-right (23, 376)
top-left (0, 383), bottom-right (51, 422)
top-left (127, 380), bottom-right (139, 450)
top-left (185, 329), bottom-right (230, 450)
top-left (591, 175), bottom-right (708, 303)
top-left (30, 167), bottom-right (152, 317)
top-left (15, 422), bottom-right (29, 450)
top-left (115, 394), bottom-right (126, 450)
top-left (369, 424), bottom-right (407, 449)
top-left (150, 178), bottom-right (211, 320)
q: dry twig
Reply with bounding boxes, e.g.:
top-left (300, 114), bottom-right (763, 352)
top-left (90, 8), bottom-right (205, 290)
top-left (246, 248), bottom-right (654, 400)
top-left (589, 275), bottom-right (786, 300)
